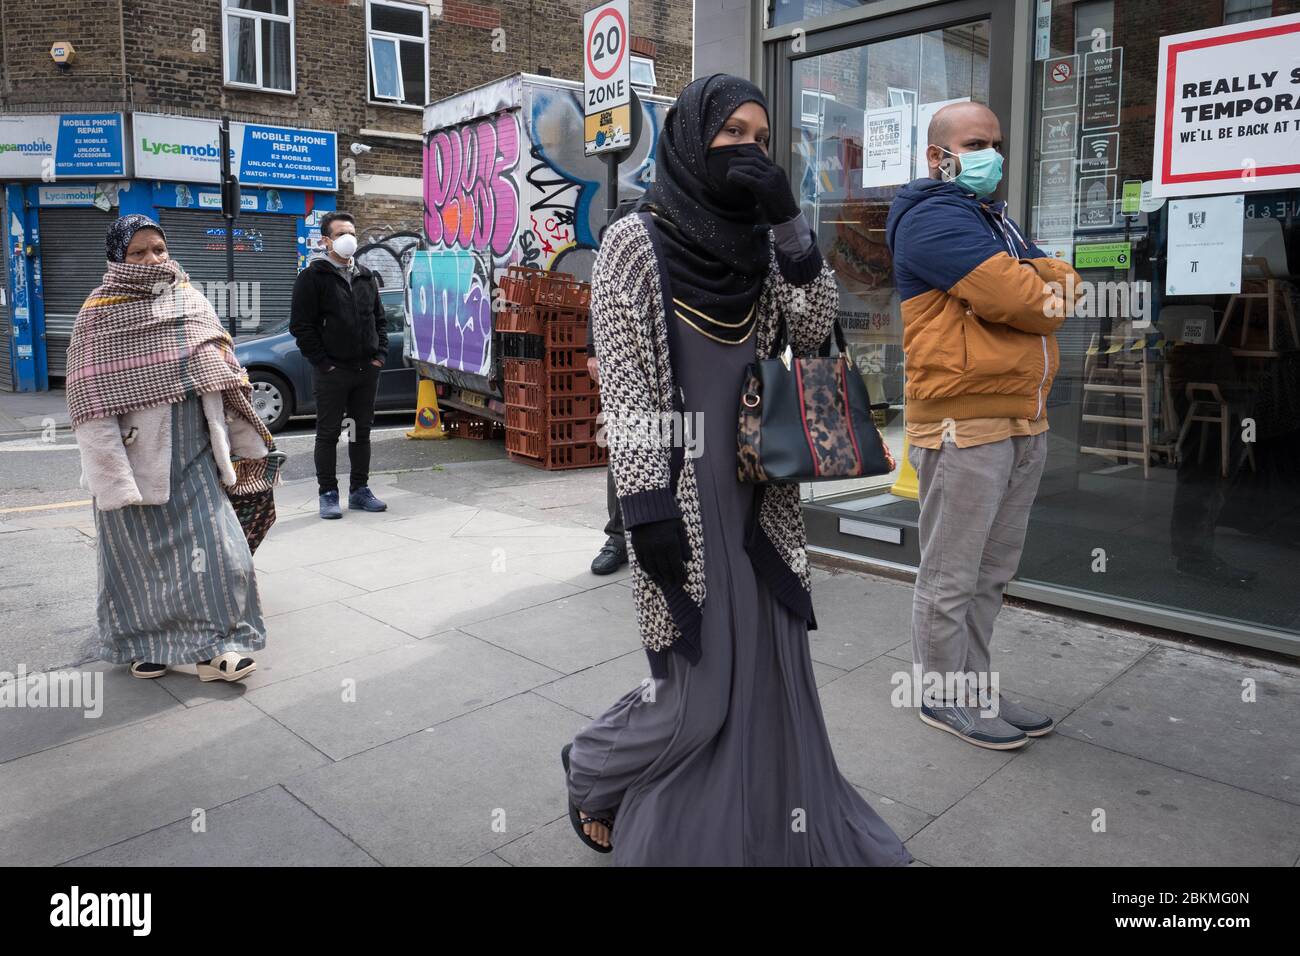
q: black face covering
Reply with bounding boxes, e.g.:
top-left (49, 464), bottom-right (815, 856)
top-left (705, 143), bottom-right (767, 205)
top-left (638, 74), bottom-right (773, 329)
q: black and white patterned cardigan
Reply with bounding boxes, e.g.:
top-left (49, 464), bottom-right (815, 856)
top-left (591, 212), bottom-right (838, 678)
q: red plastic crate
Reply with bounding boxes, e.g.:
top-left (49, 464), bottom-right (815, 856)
top-left (499, 265), bottom-right (543, 307)
top-left (549, 394), bottom-right (599, 420)
top-left (536, 305), bottom-right (582, 324)
top-left (547, 369), bottom-right (598, 394)
top-left (564, 282), bottom-right (592, 309)
top-left (505, 428), bottom-right (543, 459)
top-left (505, 404), bottom-right (543, 434)
top-left (548, 419), bottom-right (596, 444)
top-left (447, 414), bottom-right (504, 441)
top-left (505, 381), bottom-right (542, 408)
top-left (545, 346), bottom-right (587, 371)
top-left (503, 358), bottom-right (543, 387)
top-left (533, 273), bottom-right (578, 307)
top-left (496, 304), bottom-right (541, 335)
top-left (542, 319), bottom-right (587, 348)
top-left (543, 442), bottom-right (607, 470)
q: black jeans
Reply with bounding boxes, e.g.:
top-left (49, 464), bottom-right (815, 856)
top-left (604, 468), bottom-right (624, 544)
top-left (313, 362), bottom-right (381, 495)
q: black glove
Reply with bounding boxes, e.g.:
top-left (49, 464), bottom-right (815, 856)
top-left (629, 518), bottom-right (692, 589)
top-left (726, 154), bottom-right (800, 225)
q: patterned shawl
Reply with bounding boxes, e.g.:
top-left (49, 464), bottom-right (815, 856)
top-left (66, 260), bottom-right (277, 487)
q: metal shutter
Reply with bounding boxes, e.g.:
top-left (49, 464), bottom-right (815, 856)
top-left (159, 210), bottom-right (299, 336)
top-left (36, 206), bottom-right (117, 380)
top-left (0, 192), bottom-right (11, 391)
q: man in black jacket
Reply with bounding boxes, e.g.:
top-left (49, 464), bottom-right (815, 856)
top-left (290, 210), bottom-right (389, 519)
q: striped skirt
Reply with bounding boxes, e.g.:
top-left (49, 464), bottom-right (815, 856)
top-left (94, 395), bottom-right (267, 665)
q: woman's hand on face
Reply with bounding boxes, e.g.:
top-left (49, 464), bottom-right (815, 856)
top-left (725, 155), bottom-right (800, 225)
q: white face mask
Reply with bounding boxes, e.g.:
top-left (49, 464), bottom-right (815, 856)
top-left (329, 233), bottom-right (358, 259)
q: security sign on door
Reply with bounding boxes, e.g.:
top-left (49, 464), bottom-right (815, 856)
top-left (584, 0), bottom-right (632, 155)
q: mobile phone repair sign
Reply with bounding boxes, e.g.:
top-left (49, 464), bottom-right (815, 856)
top-left (583, 0), bottom-right (631, 155)
top-left (1152, 12), bottom-right (1300, 197)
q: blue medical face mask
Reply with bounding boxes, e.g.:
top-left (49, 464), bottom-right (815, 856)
top-left (939, 145), bottom-right (1003, 198)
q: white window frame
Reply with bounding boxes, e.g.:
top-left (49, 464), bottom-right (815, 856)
top-left (366, 0), bottom-right (430, 111)
top-left (223, 0), bottom-right (296, 95)
top-left (800, 89), bottom-right (837, 127)
top-left (630, 54), bottom-right (657, 93)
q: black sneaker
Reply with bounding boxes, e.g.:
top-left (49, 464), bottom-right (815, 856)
top-left (590, 538), bottom-right (628, 575)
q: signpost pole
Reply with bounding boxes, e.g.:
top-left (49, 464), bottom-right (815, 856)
top-left (603, 87), bottom-right (644, 226)
top-left (583, 0), bottom-right (634, 231)
top-left (219, 117), bottom-right (238, 338)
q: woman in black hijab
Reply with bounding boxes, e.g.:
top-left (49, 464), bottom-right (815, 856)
top-left (562, 75), bottom-right (912, 867)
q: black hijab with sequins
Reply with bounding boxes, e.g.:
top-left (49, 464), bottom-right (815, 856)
top-left (105, 214), bottom-right (167, 263)
top-left (640, 74), bottom-right (772, 330)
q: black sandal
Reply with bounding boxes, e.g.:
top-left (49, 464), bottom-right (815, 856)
top-left (561, 743), bottom-right (614, 854)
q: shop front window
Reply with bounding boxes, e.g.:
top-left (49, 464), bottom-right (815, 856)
top-left (789, 19), bottom-right (990, 503)
top-left (1024, 1), bottom-right (1300, 641)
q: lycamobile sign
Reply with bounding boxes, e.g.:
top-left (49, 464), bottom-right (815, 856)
top-left (133, 113), bottom-right (337, 191)
top-left (0, 114), bottom-right (124, 178)
top-left (138, 138), bottom-right (226, 158)
top-left (0, 138), bottom-right (54, 155)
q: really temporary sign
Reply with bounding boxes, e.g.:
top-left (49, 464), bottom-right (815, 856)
top-left (1153, 12), bottom-right (1300, 197)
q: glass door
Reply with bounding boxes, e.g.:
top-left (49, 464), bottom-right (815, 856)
top-left (768, 0), bottom-right (1017, 515)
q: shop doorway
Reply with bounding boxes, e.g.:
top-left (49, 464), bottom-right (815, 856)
top-left (766, 0), bottom-right (1018, 560)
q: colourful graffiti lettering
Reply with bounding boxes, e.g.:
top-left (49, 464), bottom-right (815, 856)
top-left (407, 248), bottom-right (492, 376)
top-left (424, 113), bottom-right (520, 258)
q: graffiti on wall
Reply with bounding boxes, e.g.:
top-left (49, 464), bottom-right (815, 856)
top-left (415, 112), bottom-right (521, 376)
top-left (356, 226), bottom-right (421, 292)
top-left (408, 247), bottom-right (492, 376)
top-left (424, 112), bottom-right (520, 259)
top-left (411, 83), bottom-right (666, 381)
top-left (520, 86), bottom-right (661, 278)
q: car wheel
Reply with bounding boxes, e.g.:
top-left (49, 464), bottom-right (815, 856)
top-left (248, 370), bottom-right (293, 433)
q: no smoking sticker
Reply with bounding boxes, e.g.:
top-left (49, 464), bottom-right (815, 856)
top-left (1042, 54), bottom-right (1079, 112)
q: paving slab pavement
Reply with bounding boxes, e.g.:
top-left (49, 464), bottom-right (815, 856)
top-left (2, 458), bottom-right (1298, 867)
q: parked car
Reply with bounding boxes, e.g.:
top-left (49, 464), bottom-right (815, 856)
top-left (234, 288), bottom-right (418, 433)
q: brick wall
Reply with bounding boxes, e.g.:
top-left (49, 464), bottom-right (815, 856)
top-left (1, 0), bottom-right (694, 234)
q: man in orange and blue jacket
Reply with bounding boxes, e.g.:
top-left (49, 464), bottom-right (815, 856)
top-left (885, 101), bottom-right (1081, 751)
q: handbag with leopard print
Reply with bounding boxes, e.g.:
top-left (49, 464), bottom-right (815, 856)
top-left (737, 315), bottom-right (895, 483)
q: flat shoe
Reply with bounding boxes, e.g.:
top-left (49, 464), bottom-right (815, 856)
top-left (561, 744), bottom-right (614, 853)
top-left (196, 652), bottom-right (257, 683)
top-left (129, 661), bottom-right (167, 679)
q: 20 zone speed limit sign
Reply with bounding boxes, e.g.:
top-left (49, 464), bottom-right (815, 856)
top-left (583, 0), bottom-right (631, 155)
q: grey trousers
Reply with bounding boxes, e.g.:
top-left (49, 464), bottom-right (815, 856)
top-left (909, 433), bottom-right (1047, 680)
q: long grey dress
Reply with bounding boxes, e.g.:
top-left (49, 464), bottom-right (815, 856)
top-left (566, 306), bottom-right (912, 867)
top-left (94, 394), bottom-right (266, 665)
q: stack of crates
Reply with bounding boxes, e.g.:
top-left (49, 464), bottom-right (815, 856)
top-left (499, 265), bottom-right (607, 471)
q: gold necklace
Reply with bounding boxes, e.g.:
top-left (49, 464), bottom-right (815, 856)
top-left (674, 305), bottom-right (758, 344)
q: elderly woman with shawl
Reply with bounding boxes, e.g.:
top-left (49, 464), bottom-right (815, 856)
top-left (68, 215), bottom-right (278, 682)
